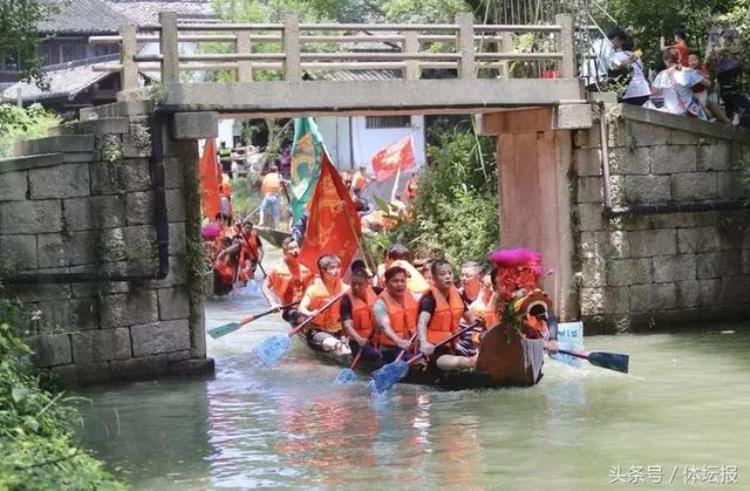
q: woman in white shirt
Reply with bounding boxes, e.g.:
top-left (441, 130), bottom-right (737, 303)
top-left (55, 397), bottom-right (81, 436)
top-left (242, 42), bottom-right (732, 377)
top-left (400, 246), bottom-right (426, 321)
top-left (652, 47), bottom-right (710, 119)
top-left (611, 38), bottom-right (651, 106)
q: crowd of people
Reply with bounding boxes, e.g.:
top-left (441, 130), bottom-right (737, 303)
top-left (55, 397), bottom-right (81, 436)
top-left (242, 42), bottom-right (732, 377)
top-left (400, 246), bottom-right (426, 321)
top-left (260, 239), bottom-right (560, 372)
top-left (584, 25), bottom-right (749, 125)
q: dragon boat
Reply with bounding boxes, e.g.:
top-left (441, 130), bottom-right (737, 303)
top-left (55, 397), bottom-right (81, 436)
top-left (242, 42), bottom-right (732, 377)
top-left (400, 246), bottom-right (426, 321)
top-left (255, 226), bottom-right (292, 248)
top-left (296, 323), bottom-right (546, 390)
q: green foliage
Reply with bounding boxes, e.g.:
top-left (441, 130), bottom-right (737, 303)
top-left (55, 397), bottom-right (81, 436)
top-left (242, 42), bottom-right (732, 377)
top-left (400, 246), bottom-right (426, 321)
top-left (231, 176), bottom-right (264, 218)
top-left (0, 103), bottom-right (61, 158)
top-left (0, 0), bottom-right (54, 89)
top-left (0, 300), bottom-right (123, 490)
top-left (375, 127), bottom-right (499, 268)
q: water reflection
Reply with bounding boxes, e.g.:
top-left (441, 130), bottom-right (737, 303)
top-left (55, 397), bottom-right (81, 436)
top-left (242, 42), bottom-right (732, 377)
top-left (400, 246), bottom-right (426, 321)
top-left (75, 290), bottom-right (750, 490)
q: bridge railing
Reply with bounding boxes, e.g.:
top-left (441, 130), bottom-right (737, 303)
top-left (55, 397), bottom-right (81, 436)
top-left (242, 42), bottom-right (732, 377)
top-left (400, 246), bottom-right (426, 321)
top-left (90, 12), bottom-right (574, 90)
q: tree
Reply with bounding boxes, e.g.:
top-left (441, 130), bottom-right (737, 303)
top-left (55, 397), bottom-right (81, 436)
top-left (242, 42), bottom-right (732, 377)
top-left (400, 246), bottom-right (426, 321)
top-left (0, 0), bottom-right (53, 89)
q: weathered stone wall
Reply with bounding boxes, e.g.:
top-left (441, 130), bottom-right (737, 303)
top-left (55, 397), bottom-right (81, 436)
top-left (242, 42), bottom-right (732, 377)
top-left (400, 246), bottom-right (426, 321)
top-left (572, 103), bottom-right (750, 333)
top-left (0, 100), bottom-right (213, 385)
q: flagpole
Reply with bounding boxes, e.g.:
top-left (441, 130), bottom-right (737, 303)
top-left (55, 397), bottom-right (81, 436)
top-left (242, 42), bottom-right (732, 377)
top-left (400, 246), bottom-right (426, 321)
top-left (390, 160), bottom-right (402, 203)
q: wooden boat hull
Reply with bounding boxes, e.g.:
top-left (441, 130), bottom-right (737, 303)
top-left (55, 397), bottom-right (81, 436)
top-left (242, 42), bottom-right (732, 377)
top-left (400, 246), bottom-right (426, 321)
top-left (256, 227), bottom-right (292, 248)
top-left (296, 324), bottom-right (544, 390)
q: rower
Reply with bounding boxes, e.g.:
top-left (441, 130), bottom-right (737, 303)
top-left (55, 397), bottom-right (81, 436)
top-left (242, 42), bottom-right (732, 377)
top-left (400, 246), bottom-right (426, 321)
top-left (417, 259), bottom-right (476, 371)
top-left (372, 266), bottom-right (417, 363)
top-left (237, 220), bottom-right (263, 283)
top-left (374, 244), bottom-right (429, 296)
top-left (298, 254), bottom-right (351, 356)
top-left (351, 165), bottom-right (369, 197)
top-left (341, 267), bottom-right (382, 362)
top-left (261, 237), bottom-right (314, 324)
top-left (459, 261), bottom-right (488, 316)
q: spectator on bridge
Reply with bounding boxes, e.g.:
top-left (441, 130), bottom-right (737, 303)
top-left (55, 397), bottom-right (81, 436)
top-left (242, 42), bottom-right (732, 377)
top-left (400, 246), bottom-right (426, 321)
top-left (652, 47), bottom-right (709, 120)
top-left (611, 37), bottom-right (650, 106)
top-left (581, 27), bottom-right (625, 90)
top-left (711, 29), bottom-right (750, 127)
top-left (687, 52), bottom-right (730, 123)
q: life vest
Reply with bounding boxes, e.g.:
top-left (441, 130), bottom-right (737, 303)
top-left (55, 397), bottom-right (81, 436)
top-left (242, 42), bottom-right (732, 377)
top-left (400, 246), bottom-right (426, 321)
top-left (214, 255), bottom-right (234, 284)
top-left (405, 177), bottom-right (418, 201)
top-left (269, 260), bottom-right (314, 305)
top-left (239, 231), bottom-right (260, 264)
top-left (484, 293), bottom-right (501, 329)
top-left (377, 290), bottom-right (417, 347)
top-left (425, 286), bottom-right (464, 345)
top-left (347, 287), bottom-right (377, 338)
top-left (305, 278), bottom-right (349, 332)
top-left (219, 174), bottom-right (232, 198)
top-left (261, 172), bottom-right (282, 194)
top-left (352, 172), bottom-right (368, 192)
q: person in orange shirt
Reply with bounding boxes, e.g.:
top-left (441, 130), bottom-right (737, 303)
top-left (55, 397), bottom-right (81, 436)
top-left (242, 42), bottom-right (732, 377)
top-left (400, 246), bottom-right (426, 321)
top-left (259, 164), bottom-right (284, 228)
top-left (262, 237), bottom-right (314, 324)
top-left (417, 259), bottom-right (476, 371)
top-left (404, 173), bottom-right (418, 203)
top-left (351, 165), bottom-right (369, 197)
top-left (341, 266), bottom-right (382, 362)
top-left (371, 266), bottom-right (417, 363)
top-left (299, 254), bottom-right (351, 356)
top-left (672, 26), bottom-right (690, 67)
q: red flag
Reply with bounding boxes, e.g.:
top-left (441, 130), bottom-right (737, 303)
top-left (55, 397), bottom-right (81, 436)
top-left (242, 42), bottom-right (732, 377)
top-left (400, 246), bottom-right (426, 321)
top-left (371, 135), bottom-right (416, 181)
top-left (199, 138), bottom-right (221, 220)
top-left (299, 151), bottom-right (361, 272)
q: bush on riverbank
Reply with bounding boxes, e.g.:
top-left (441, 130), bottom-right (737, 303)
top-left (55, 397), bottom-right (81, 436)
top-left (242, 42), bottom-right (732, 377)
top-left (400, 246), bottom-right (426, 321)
top-left (0, 104), bottom-right (61, 158)
top-left (0, 299), bottom-right (122, 490)
top-left (369, 128), bottom-right (499, 267)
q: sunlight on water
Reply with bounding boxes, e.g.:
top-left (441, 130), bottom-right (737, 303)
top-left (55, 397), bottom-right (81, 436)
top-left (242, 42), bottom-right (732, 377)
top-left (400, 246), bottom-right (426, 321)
top-left (75, 287), bottom-right (750, 490)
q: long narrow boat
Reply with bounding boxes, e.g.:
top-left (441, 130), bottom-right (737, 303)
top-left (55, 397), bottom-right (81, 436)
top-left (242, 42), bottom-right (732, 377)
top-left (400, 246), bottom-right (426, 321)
top-left (297, 323), bottom-right (545, 390)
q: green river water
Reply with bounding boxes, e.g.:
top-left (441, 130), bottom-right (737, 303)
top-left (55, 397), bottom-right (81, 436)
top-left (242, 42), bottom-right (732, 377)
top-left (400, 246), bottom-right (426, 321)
top-left (75, 283), bottom-right (749, 490)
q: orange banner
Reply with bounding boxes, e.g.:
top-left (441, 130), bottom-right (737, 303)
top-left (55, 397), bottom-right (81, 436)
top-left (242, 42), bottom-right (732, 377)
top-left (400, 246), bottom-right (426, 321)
top-left (371, 135), bottom-right (416, 181)
top-left (299, 151), bottom-right (361, 272)
top-left (199, 138), bottom-right (221, 220)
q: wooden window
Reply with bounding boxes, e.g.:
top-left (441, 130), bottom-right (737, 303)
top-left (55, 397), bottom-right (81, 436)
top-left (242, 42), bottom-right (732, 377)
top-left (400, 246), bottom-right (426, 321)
top-left (365, 115), bottom-right (411, 129)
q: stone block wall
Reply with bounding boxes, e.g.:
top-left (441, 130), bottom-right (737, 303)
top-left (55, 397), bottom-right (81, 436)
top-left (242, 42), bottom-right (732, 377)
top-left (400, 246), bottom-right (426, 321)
top-left (0, 100), bottom-right (213, 385)
top-left (572, 104), bottom-right (750, 333)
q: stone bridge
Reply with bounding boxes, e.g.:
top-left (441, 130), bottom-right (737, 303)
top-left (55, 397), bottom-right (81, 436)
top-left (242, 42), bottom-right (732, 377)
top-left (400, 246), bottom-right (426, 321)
top-left (1, 12), bottom-right (749, 385)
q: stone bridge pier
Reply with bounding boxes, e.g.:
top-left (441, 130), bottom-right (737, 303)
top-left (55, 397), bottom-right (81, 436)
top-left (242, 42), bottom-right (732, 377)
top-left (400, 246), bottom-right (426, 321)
top-left (0, 100), bottom-right (216, 385)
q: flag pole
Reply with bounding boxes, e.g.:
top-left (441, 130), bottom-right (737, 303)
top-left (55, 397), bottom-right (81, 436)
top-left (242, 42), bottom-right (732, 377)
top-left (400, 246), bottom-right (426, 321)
top-left (390, 161), bottom-right (402, 203)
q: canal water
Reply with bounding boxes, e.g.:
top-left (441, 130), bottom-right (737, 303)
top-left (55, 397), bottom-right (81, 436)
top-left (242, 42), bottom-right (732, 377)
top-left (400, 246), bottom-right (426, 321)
top-left (75, 283), bottom-right (749, 489)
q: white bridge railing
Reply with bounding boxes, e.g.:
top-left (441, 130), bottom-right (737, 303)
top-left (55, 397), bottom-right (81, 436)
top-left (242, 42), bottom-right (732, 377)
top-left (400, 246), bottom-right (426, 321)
top-left (90, 12), bottom-right (575, 90)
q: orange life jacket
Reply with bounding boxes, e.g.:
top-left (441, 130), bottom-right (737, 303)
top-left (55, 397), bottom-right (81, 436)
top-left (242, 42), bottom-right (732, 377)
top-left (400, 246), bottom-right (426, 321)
top-left (261, 172), bottom-right (282, 194)
top-left (425, 286), bottom-right (464, 344)
top-left (405, 177), bottom-right (418, 201)
top-left (305, 278), bottom-right (349, 332)
top-left (377, 290), bottom-right (417, 347)
top-left (269, 260), bottom-right (314, 305)
top-left (220, 174), bottom-right (233, 198)
top-left (214, 255), bottom-right (234, 283)
top-left (347, 287), bottom-right (377, 338)
top-left (239, 231), bottom-right (260, 264)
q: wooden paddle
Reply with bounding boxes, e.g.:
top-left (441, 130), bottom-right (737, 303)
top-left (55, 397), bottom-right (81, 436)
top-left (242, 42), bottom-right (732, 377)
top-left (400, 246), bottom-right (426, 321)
top-left (557, 349), bottom-right (629, 373)
top-left (207, 300), bottom-right (301, 339)
top-left (256, 291), bottom-right (346, 366)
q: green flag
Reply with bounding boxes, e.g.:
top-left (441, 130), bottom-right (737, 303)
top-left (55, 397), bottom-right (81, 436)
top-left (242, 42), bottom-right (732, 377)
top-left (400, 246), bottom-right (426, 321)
top-left (290, 117), bottom-right (324, 221)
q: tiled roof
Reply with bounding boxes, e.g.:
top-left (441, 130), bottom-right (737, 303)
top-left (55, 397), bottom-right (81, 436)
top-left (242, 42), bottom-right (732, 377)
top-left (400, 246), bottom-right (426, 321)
top-left (38, 0), bottom-right (132, 34)
top-left (1, 56), bottom-right (117, 102)
top-left (105, 0), bottom-right (216, 25)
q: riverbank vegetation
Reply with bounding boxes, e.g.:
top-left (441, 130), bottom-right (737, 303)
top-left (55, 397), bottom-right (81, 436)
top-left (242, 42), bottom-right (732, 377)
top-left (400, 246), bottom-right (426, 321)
top-left (366, 125), bottom-right (499, 267)
top-left (0, 299), bottom-right (122, 490)
top-left (0, 104), bottom-right (61, 158)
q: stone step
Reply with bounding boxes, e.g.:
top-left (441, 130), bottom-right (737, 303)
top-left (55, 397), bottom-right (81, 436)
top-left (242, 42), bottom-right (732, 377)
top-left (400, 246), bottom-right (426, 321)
top-left (13, 134), bottom-right (95, 157)
top-left (48, 118), bottom-right (130, 137)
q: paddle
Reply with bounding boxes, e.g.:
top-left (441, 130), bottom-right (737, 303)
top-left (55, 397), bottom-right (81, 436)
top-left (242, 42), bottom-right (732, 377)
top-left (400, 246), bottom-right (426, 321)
top-left (368, 323), bottom-right (477, 394)
top-left (557, 349), bottom-right (629, 373)
top-left (207, 300), bottom-right (301, 339)
top-left (333, 341), bottom-right (368, 385)
top-left (255, 291), bottom-right (346, 367)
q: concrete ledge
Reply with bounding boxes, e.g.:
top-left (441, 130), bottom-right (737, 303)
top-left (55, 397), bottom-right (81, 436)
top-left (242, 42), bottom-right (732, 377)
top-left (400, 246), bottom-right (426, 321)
top-left (620, 103), bottom-right (750, 143)
top-left (172, 111), bottom-right (218, 140)
top-left (162, 78), bottom-right (585, 115)
top-left (0, 153), bottom-right (64, 173)
top-left (80, 100), bottom-right (154, 120)
top-left (48, 118), bottom-right (130, 137)
top-left (14, 135), bottom-right (95, 157)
